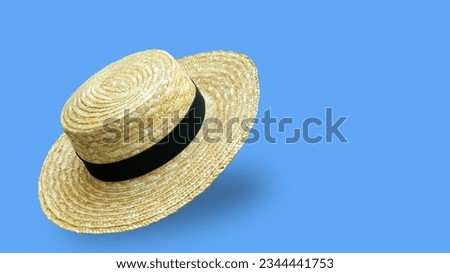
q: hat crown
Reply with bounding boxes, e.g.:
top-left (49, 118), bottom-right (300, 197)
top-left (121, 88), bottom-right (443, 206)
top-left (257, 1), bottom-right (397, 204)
top-left (61, 50), bottom-right (196, 164)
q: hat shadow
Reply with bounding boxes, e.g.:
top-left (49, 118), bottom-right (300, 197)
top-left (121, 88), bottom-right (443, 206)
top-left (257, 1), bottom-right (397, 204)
top-left (148, 165), bottom-right (266, 234)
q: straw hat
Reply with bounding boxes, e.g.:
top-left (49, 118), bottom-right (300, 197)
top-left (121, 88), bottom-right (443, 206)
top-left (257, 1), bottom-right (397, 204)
top-left (38, 50), bottom-right (259, 233)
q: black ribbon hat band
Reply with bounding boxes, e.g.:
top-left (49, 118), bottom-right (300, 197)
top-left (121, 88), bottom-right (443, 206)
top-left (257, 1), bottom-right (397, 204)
top-left (78, 82), bottom-right (206, 182)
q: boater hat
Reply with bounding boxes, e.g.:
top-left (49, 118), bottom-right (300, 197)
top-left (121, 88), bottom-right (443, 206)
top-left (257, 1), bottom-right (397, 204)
top-left (38, 50), bottom-right (259, 233)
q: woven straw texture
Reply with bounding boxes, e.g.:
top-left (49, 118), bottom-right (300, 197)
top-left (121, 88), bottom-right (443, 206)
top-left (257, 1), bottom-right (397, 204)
top-left (38, 50), bottom-right (259, 233)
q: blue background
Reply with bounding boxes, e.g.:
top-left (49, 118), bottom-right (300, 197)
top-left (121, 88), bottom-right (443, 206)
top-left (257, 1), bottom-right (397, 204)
top-left (0, 1), bottom-right (449, 252)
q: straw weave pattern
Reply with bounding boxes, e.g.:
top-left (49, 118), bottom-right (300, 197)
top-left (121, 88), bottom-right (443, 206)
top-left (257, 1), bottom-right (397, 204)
top-left (38, 50), bottom-right (259, 233)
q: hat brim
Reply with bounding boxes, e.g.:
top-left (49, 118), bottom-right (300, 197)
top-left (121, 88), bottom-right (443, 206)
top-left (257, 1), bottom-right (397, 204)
top-left (38, 51), bottom-right (259, 233)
